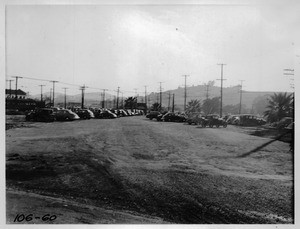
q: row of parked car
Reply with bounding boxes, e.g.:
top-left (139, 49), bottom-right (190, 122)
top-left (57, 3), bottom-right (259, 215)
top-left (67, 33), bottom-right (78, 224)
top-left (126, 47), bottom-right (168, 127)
top-left (145, 111), bottom-right (271, 128)
top-left (25, 107), bottom-right (145, 122)
top-left (146, 111), bottom-right (228, 128)
top-left (225, 114), bottom-right (266, 126)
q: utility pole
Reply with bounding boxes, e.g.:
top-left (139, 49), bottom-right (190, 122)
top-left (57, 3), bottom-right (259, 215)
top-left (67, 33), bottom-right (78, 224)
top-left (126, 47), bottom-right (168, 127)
top-left (168, 91), bottom-right (171, 111)
top-left (217, 64), bottom-right (226, 117)
top-left (50, 88), bottom-right (52, 105)
top-left (121, 92), bottom-right (124, 109)
top-left (116, 87), bottom-right (120, 109)
top-left (182, 75), bottom-right (189, 112)
top-left (204, 83), bottom-right (210, 100)
top-left (39, 85), bottom-right (45, 102)
top-left (63, 87), bottom-right (68, 109)
top-left (50, 80), bottom-right (58, 107)
top-left (12, 76), bottom-right (22, 99)
top-left (239, 80), bottom-right (245, 114)
top-left (6, 79), bottom-right (13, 97)
top-left (172, 93), bottom-right (175, 112)
top-left (144, 85), bottom-right (147, 112)
top-left (79, 85), bottom-right (87, 109)
top-left (102, 89), bottom-right (108, 108)
top-left (159, 82), bottom-right (163, 111)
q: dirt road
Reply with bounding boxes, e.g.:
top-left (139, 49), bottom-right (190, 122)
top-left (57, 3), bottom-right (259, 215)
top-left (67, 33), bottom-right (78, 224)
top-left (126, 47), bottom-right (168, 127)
top-left (6, 116), bottom-right (293, 224)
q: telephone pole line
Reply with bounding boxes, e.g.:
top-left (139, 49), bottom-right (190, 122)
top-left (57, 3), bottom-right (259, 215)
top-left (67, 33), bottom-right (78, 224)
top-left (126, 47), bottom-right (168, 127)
top-left (182, 75), bottom-right (189, 112)
top-left (50, 80), bottom-right (58, 107)
top-left (79, 85), bottom-right (87, 109)
top-left (12, 76), bottom-right (22, 99)
top-left (39, 84), bottom-right (46, 102)
top-left (239, 80), bottom-right (245, 114)
top-left (217, 64), bottom-right (226, 117)
top-left (62, 87), bottom-right (68, 109)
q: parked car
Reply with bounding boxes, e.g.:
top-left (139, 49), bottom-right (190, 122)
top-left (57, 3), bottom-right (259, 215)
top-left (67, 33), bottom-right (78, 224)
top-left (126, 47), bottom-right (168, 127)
top-left (95, 110), bottom-right (118, 119)
top-left (75, 109), bottom-right (95, 119)
top-left (118, 109), bottom-right (128, 117)
top-left (162, 112), bottom-right (186, 122)
top-left (126, 110), bottom-right (134, 116)
top-left (272, 117), bottom-right (293, 129)
top-left (186, 113), bottom-right (203, 125)
top-left (238, 114), bottom-right (266, 126)
top-left (54, 109), bottom-right (80, 121)
top-left (226, 115), bottom-right (239, 124)
top-left (203, 114), bottom-right (227, 128)
top-left (146, 111), bottom-right (160, 120)
top-left (25, 108), bottom-right (55, 122)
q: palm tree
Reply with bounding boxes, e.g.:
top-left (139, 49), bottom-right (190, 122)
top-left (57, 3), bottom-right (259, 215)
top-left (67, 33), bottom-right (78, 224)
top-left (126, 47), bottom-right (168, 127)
top-left (264, 92), bottom-right (293, 123)
top-left (186, 99), bottom-right (201, 114)
top-left (202, 97), bottom-right (220, 115)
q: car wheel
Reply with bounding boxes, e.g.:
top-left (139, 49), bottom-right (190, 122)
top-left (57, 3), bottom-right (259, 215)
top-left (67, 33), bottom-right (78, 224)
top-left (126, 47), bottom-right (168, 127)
top-left (209, 124), bottom-right (213, 128)
top-left (216, 124), bottom-right (220, 128)
top-left (223, 123), bottom-right (227, 128)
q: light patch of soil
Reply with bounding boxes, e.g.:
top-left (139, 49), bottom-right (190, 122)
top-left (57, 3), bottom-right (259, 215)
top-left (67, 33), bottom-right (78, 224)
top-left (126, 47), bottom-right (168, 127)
top-left (6, 116), bottom-right (293, 224)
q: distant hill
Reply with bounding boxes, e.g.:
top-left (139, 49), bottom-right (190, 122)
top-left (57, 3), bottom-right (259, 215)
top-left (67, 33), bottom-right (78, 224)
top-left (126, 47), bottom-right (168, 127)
top-left (145, 85), bottom-right (287, 111)
top-left (30, 85), bottom-right (289, 111)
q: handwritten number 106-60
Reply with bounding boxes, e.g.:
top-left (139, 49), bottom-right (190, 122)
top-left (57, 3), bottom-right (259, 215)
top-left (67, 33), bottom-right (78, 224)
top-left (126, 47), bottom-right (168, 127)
top-left (14, 214), bottom-right (57, 222)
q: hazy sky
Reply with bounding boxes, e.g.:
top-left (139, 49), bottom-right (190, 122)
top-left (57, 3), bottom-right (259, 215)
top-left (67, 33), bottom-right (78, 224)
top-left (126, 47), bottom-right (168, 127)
top-left (5, 1), bottom-right (300, 96)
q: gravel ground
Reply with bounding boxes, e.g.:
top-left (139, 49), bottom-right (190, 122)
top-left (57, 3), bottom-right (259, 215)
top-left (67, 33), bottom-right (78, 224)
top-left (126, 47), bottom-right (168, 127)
top-left (6, 115), bottom-right (294, 224)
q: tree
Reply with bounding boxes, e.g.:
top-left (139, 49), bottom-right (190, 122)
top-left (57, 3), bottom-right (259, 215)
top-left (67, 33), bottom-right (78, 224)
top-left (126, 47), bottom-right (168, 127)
top-left (202, 97), bottom-right (220, 115)
top-left (264, 92), bottom-right (293, 123)
top-left (124, 97), bottom-right (137, 110)
top-left (151, 102), bottom-right (161, 111)
top-left (186, 99), bottom-right (201, 114)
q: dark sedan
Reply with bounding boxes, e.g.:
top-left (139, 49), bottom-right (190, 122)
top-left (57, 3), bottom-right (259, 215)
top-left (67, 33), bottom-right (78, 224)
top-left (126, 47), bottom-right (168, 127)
top-left (25, 108), bottom-right (55, 122)
top-left (94, 110), bottom-right (117, 119)
top-left (55, 109), bottom-right (80, 121)
top-left (75, 109), bottom-right (95, 119)
top-left (162, 112), bottom-right (186, 122)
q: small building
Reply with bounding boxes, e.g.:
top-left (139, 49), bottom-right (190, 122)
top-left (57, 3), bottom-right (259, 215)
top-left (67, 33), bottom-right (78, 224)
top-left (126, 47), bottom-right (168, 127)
top-left (6, 89), bottom-right (27, 99)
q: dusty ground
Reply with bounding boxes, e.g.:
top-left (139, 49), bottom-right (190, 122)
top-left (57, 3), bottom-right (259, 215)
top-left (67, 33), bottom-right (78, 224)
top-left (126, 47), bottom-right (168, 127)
top-left (6, 115), bottom-right (294, 224)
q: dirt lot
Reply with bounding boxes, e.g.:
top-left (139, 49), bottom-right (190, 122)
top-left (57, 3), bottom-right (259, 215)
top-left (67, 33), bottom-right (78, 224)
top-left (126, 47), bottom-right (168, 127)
top-left (6, 115), bottom-right (294, 224)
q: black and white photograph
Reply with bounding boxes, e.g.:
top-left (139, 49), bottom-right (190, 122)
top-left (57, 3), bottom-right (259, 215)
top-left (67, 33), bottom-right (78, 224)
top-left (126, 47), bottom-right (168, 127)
top-left (2, 0), bottom-right (299, 226)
